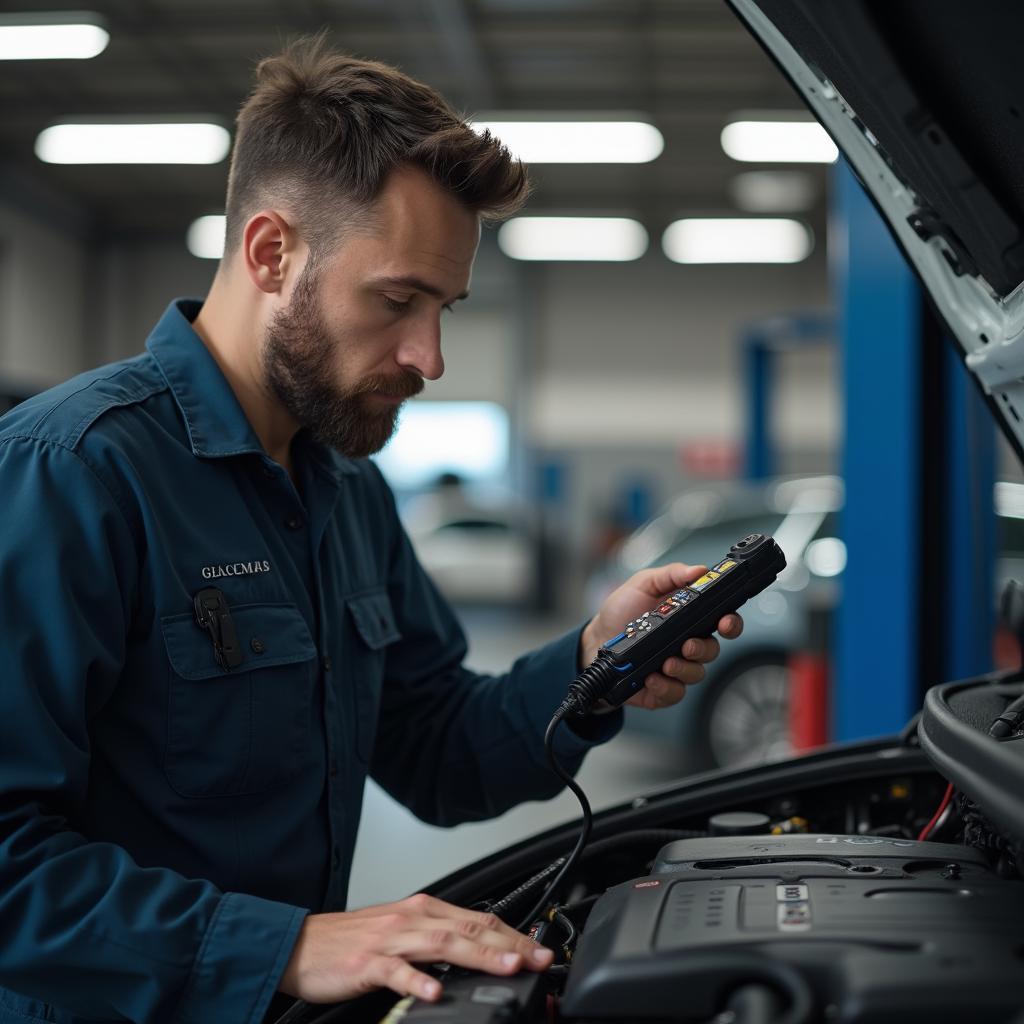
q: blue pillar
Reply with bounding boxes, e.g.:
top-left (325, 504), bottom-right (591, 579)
top-left (943, 343), bottom-right (996, 679)
top-left (745, 333), bottom-right (773, 480)
top-left (834, 161), bottom-right (922, 740)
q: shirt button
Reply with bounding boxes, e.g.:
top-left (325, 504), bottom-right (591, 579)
top-left (250, 637), bottom-right (265, 655)
top-left (285, 514), bottom-right (303, 530)
top-left (322, 655), bottom-right (332, 672)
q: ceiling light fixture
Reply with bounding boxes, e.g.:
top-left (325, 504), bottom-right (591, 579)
top-left (471, 120), bottom-right (663, 163)
top-left (721, 120), bottom-right (837, 163)
top-left (729, 170), bottom-right (818, 213)
top-left (0, 12), bottom-right (108, 60)
top-left (35, 121), bottom-right (231, 164)
top-left (662, 218), bottom-right (812, 264)
top-left (187, 215), bottom-right (226, 260)
top-left (498, 217), bottom-right (648, 262)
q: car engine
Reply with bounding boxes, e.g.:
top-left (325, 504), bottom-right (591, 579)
top-left (301, 678), bottom-right (1024, 1024)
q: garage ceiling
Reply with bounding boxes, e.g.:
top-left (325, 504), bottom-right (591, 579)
top-left (0, 0), bottom-right (826, 244)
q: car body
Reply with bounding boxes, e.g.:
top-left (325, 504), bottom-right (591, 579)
top-left (400, 484), bottom-right (537, 606)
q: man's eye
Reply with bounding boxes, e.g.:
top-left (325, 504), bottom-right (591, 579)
top-left (383, 295), bottom-right (410, 313)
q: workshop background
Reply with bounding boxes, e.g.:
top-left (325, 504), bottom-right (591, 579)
top-left (0, 0), bottom-right (1017, 907)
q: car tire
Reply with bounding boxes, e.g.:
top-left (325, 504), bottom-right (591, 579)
top-left (692, 651), bottom-right (793, 771)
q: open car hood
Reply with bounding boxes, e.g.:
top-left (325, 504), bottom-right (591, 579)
top-left (727, 1), bottom-right (1024, 460)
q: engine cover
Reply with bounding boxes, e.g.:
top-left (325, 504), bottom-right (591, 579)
top-left (560, 835), bottom-right (1024, 1022)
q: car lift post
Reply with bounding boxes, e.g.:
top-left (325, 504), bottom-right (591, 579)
top-left (743, 312), bottom-right (835, 482)
top-left (834, 160), bottom-right (922, 739)
top-left (833, 161), bottom-right (995, 741)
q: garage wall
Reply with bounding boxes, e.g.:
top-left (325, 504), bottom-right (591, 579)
top-left (526, 250), bottom-right (835, 449)
top-left (0, 215), bottom-right (839, 502)
top-left (0, 201), bottom-right (92, 390)
top-left (96, 242), bottom-right (218, 363)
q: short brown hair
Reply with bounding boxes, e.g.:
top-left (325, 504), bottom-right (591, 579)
top-left (224, 35), bottom-right (530, 256)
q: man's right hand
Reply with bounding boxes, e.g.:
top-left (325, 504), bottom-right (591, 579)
top-left (277, 893), bottom-right (555, 1004)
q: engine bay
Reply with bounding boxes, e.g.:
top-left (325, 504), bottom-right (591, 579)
top-left (302, 679), bottom-right (1024, 1024)
top-left (561, 833), bottom-right (1024, 1022)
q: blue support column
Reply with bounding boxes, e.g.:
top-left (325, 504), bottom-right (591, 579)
top-left (745, 333), bottom-right (773, 480)
top-left (943, 343), bottom-right (996, 679)
top-left (834, 162), bottom-right (922, 740)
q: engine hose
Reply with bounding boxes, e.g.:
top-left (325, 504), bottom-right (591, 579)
top-left (689, 954), bottom-right (813, 1024)
top-left (484, 829), bottom-right (707, 924)
top-left (487, 856), bottom-right (567, 917)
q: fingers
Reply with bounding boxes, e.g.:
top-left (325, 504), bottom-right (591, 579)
top-left (631, 674), bottom-right (689, 710)
top-left (718, 613), bottom-right (744, 639)
top-left (680, 636), bottom-right (720, 664)
top-left (379, 925), bottom-right (551, 977)
top-left (365, 956), bottom-right (442, 1002)
top-left (280, 897), bottom-right (554, 1006)
top-left (632, 562), bottom-right (706, 597)
top-left (398, 895), bottom-right (547, 961)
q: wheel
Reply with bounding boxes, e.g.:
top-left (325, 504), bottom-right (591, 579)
top-left (695, 652), bottom-right (793, 770)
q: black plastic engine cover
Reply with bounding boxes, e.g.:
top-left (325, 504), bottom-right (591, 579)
top-left (560, 835), bottom-right (1024, 1023)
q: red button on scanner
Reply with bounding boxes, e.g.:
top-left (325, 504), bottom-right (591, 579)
top-left (658, 603), bottom-right (675, 615)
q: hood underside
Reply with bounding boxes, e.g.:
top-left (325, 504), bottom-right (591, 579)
top-left (727, 0), bottom-right (1024, 457)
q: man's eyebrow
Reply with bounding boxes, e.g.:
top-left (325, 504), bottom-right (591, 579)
top-left (374, 275), bottom-right (469, 304)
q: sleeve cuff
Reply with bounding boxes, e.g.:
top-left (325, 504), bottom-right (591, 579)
top-left (174, 892), bottom-right (308, 1024)
top-left (515, 625), bottom-right (624, 764)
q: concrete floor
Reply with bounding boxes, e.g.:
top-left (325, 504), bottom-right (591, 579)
top-left (347, 607), bottom-right (687, 908)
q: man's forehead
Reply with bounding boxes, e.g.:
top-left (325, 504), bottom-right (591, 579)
top-left (351, 230), bottom-right (476, 300)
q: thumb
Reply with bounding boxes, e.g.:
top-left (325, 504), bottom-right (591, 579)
top-left (634, 562), bottom-right (707, 598)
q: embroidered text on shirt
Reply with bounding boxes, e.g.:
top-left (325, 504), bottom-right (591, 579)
top-left (201, 560), bottom-right (272, 580)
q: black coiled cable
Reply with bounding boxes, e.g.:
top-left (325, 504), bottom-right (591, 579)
top-left (556, 655), bottom-right (621, 717)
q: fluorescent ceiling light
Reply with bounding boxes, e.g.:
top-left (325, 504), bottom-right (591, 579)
top-left (721, 120), bottom-right (838, 163)
top-left (0, 13), bottom-right (108, 60)
top-left (498, 217), bottom-right (648, 261)
top-left (35, 122), bottom-right (231, 164)
top-left (662, 218), bottom-right (812, 264)
top-left (729, 171), bottom-right (818, 213)
top-left (471, 120), bottom-right (663, 163)
top-left (187, 215), bottom-right (226, 260)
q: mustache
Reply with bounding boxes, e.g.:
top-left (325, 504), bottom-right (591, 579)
top-left (352, 370), bottom-right (424, 400)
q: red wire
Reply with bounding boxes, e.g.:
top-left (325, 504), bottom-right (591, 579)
top-left (546, 993), bottom-right (558, 1024)
top-left (917, 782), bottom-right (954, 841)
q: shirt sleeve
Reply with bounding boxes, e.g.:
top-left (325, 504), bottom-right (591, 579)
top-left (367, 468), bottom-right (623, 827)
top-left (0, 437), bottom-right (306, 1023)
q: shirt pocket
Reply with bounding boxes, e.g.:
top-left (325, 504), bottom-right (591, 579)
top-left (345, 588), bottom-right (402, 763)
top-left (161, 602), bottom-right (317, 798)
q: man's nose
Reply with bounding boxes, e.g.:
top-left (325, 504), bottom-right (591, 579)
top-left (395, 318), bottom-right (444, 381)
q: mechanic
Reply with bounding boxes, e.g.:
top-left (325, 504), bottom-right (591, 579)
top-left (0, 38), bottom-right (743, 1024)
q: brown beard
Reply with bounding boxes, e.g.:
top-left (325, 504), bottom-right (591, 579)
top-left (263, 267), bottom-right (423, 458)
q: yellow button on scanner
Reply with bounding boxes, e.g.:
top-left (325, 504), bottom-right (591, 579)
top-left (691, 570), bottom-right (720, 591)
top-left (714, 559), bottom-right (738, 573)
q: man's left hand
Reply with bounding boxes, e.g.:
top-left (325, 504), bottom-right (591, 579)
top-left (579, 563), bottom-right (744, 711)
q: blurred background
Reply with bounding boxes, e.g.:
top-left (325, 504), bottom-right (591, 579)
top-left (1, 0), bottom-right (1019, 906)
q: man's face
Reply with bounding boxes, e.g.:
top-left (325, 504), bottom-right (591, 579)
top-left (263, 165), bottom-right (480, 458)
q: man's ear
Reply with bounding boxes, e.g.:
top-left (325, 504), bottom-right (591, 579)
top-left (241, 210), bottom-right (303, 295)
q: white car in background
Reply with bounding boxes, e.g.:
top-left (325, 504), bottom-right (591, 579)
top-left (589, 475), bottom-right (1024, 771)
top-left (401, 480), bottom-right (537, 607)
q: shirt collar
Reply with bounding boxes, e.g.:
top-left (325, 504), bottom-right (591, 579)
top-left (146, 297), bottom-right (358, 477)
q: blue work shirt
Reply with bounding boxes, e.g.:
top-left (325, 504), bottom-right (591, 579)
top-left (0, 299), bottom-right (621, 1024)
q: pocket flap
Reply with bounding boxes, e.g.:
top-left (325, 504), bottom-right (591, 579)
top-left (162, 602), bottom-right (316, 679)
top-left (347, 589), bottom-right (402, 650)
